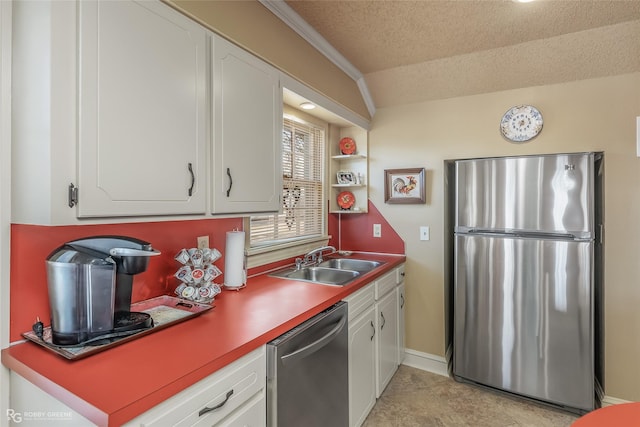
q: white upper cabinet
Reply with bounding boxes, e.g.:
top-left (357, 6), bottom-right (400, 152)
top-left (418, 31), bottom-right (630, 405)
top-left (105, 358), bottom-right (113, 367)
top-left (211, 36), bottom-right (282, 214)
top-left (12, 0), bottom-right (286, 224)
top-left (77, 0), bottom-right (207, 217)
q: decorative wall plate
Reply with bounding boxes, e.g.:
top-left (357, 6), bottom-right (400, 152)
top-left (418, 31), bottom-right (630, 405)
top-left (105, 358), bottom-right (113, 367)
top-left (337, 191), bottom-right (355, 210)
top-left (339, 137), bottom-right (357, 155)
top-left (500, 105), bottom-right (543, 143)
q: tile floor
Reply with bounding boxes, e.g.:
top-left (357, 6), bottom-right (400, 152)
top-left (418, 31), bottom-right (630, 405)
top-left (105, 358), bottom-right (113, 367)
top-left (363, 365), bottom-right (579, 427)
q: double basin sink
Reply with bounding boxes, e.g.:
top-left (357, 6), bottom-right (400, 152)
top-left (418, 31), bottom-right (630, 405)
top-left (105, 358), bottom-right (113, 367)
top-left (269, 258), bottom-right (383, 286)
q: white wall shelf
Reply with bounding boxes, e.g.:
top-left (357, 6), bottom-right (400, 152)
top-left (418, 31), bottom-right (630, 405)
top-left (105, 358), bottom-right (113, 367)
top-left (329, 127), bottom-right (368, 213)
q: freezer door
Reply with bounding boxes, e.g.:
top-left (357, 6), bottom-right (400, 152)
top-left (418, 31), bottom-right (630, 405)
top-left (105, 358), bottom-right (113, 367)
top-left (455, 153), bottom-right (594, 238)
top-left (453, 234), bottom-right (595, 411)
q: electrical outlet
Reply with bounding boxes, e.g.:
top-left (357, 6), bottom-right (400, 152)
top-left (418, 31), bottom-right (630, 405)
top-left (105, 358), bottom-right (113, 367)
top-left (197, 235), bottom-right (209, 249)
top-left (373, 224), bottom-right (382, 238)
top-left (420, 226), bottom-right (430, 241)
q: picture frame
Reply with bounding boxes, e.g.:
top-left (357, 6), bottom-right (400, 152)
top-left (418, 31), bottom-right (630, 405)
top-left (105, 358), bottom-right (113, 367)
top-left (336, 171), bottom-right (356, 185)
top-left (384, 168), bottom-right (426, 204)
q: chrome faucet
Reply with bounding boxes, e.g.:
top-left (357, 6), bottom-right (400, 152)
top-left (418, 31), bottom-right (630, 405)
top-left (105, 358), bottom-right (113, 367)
top-left (303, 245), bottom-right (336, 265)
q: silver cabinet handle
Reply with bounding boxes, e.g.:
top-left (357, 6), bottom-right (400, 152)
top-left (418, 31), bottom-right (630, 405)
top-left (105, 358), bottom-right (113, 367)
top-left (188, 163), bottom-right (195, 196)
top-left (226, 167), bottom-right (233, 197)
top-left (380, 312), bottom-right (386, 330)
top-left (370, 320), bottom-right (375, 341)
top-left (199, 389), bottom-right (233, 416)
top-left (68, 183), bottom-right (78, 208)
top-left (400, 294), bottom-right (405, 309)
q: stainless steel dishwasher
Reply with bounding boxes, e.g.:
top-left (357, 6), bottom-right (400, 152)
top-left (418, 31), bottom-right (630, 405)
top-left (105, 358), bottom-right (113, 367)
top-left (267, 301), bottom-right (348, 427)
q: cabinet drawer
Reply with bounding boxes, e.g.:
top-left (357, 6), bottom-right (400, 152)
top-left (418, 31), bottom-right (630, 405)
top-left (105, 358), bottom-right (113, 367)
top-left (126, 346), bottom-right (265, 427)
top-left (211, 388), bottom-right (265, 427)
top-left (375, 269), bottom-right (398, 300)
top-left (343, 283), bottom-right (375, 320)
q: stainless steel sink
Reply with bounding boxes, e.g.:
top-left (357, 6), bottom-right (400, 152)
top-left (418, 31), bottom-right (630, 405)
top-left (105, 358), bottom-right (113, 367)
top-left (269, 266), bottom-right (360, 286)
top-left (269, 257), bottom-right (385, 286)
top-left (317, 258), bottom-right (383, 273)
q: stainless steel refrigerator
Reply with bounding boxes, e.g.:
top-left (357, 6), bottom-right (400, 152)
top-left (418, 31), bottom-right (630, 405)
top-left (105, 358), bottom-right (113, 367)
top-left (452, 152), bottom-right (603, 413)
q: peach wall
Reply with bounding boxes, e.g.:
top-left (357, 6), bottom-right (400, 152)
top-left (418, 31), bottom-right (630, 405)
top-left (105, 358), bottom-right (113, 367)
top-left (10, 218), bottom-right (241, 342)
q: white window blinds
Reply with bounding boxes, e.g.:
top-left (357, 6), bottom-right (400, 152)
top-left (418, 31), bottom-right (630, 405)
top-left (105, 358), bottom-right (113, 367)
top-left (250, 116), bottom-right (325, 247)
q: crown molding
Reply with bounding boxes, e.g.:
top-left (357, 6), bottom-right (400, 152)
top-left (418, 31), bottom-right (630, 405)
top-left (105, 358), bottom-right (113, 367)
top-left (260, 0), bottom-right (376, 118)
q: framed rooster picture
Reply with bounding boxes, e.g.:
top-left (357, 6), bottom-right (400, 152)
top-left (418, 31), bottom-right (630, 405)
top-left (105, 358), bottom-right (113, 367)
top-left (384, 168), bottom-right (426, 204)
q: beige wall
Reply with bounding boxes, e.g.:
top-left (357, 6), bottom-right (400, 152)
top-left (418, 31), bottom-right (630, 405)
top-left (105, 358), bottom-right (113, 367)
top-left (164, 0), bottom-right (370, 122)
top-left (368, 72), bottom-right (640, 401)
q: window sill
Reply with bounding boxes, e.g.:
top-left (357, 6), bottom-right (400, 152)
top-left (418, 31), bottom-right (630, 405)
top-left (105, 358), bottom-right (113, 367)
top-left (246, 235), bottom-right (330, 269)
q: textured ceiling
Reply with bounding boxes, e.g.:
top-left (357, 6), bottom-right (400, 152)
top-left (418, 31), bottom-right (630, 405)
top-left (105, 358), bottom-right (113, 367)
top-left (285, 0), bottom-right (640, 107)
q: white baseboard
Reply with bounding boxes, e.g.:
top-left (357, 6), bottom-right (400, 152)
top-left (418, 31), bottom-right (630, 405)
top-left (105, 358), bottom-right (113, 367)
top-left (400, 348), bottom-right (628, 407)
top-left (601, 395), bottom-right (630, 407)
top-left (401, 348), bottom-right (449, 377)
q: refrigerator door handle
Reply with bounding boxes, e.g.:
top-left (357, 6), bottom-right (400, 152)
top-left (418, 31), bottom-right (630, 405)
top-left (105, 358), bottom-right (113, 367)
top-left (458, 228), bottom-right (587, 241)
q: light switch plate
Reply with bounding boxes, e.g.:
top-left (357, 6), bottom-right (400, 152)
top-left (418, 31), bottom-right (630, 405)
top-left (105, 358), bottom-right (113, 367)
top-left (420, 226), bottom-right (430, 241)
top-left (373, 224), bottom-right (382, 238)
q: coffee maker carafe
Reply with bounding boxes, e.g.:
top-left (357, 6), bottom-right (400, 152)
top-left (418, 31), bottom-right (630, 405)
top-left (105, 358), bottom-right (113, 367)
top-left (45, 236), bottom-right (161, 346)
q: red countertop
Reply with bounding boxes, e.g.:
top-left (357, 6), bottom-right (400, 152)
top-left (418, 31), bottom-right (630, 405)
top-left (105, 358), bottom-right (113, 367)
top-left (2, 253), bottom-right (405, 427)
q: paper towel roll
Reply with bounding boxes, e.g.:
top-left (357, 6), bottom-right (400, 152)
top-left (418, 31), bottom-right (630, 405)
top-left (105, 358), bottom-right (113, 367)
top-left (224, 230), bottom-right (246, 288)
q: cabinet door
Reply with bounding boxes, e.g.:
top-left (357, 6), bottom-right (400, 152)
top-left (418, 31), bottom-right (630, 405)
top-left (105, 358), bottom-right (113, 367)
top-left (214, 390), bottom-right (265, 426)
top-left (78, 0), bottom-right (207, 217)
top-left (348, 305), bottom-right (376, 427)
top-left (397, 281), bottom-right (406, 365)
top-left (212, 36), bottom-right (282, 214)
top-left (376, 289), bottom-right (399, 397)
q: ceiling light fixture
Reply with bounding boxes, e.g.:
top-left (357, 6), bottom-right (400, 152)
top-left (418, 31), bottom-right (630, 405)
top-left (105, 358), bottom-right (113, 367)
top-left (513, 0), bottom-right (535, 3)
top-left (300, 102), bottom-right (316, 110)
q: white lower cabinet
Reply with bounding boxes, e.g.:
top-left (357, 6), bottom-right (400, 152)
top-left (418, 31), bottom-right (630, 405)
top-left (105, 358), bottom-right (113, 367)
top-left (398, 280), bottom-right (406, 365)
top-left (344, 264), bottom-right (405, 427)
top-left (347, 304), bottom-right (376, 427)
top-left (125, 346), bottom-right (266, 426)
top-left (8, 346), bottom-right (266, 427)
top-left (375, 286), bottom-right (399, 397)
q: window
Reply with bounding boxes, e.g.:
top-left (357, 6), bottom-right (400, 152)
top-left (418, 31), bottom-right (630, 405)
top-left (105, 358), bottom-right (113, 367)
top-left (248, 114), bottom-right (326, 251)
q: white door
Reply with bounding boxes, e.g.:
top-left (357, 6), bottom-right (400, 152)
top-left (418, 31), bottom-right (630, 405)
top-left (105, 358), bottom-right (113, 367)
top-left (348, 305), bottom-right (376, 427)
top-left (78, 0), bottom-right (207, 217)
top-left (212, 36), bottom-right (282, 214)
top-left (376, 289), bottom-right (399, 397)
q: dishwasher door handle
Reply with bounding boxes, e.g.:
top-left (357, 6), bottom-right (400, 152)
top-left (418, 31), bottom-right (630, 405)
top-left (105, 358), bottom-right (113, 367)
top-left (280, 316), bottom-right (347, 365)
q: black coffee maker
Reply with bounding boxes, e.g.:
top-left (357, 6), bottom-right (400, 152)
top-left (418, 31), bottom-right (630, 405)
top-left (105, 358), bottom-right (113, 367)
top-left (45, 236), bottom-right (161, 345)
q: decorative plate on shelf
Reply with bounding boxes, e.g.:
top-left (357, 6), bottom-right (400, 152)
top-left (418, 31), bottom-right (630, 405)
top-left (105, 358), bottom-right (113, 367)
top-left (339, 137), bottom-right (357, 155)
top-left (337, 191), bottom-right (355, 210)
top-left (500, 105), bottom-right (543, 143)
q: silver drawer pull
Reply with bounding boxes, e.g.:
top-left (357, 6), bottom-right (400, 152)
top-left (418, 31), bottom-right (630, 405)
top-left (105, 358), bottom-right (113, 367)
top-left (198, 389), bottom-right (233, 417)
